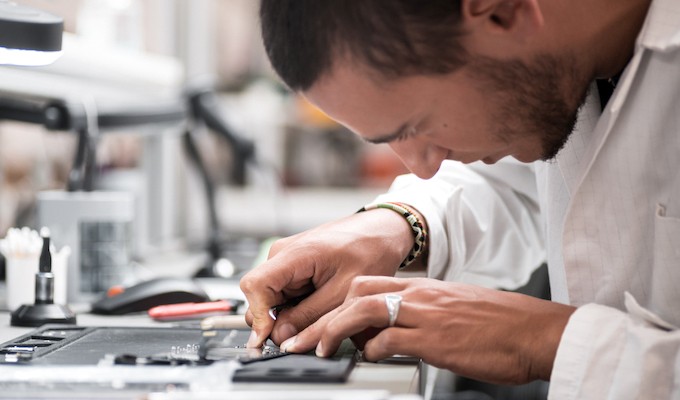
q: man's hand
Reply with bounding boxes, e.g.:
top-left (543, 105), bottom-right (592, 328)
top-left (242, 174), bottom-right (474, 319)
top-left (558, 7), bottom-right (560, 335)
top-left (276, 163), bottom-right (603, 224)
top-left (240, 208), bottom-right (417, 347)
top-left (281, 276), bottom-right (576, 385)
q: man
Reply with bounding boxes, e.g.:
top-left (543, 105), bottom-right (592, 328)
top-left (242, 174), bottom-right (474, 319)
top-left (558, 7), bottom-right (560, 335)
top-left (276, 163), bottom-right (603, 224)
top-left (240, 0), bottom-right (680, 397)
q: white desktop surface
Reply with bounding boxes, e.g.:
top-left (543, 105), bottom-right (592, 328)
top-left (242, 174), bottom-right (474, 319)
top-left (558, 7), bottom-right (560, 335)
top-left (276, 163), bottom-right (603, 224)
top-left (0, 297), bottom-right (421, 399)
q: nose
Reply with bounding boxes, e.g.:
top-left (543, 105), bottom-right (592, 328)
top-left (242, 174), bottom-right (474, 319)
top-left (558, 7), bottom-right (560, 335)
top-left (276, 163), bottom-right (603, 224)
top-left (389, 138), bottom-right (448, 179)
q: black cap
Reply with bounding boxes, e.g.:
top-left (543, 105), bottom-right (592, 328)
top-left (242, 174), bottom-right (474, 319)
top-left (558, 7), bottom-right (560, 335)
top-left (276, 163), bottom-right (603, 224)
top-left (0, 1), bottom-right (63, 52)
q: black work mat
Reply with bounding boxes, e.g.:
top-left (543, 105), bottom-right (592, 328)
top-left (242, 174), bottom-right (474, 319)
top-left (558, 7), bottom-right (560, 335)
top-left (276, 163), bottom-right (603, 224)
top-left (0, 325), bottom-right (357, 383)
top-left (232, 339), bottom-right (357, 383)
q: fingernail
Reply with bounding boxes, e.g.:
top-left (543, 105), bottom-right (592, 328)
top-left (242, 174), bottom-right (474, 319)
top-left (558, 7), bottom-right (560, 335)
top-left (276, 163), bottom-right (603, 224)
top-left (315, 341), bottom-right (324, 357)
top-left (246, 330), bottom-right (259, 347)
top-left (278, 323), bottom-right (298, 340)
top-left (280, 335), bottom-right (297, 352)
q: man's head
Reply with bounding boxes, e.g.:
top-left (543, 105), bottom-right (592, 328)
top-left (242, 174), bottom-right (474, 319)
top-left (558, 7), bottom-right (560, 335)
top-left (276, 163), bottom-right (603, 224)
top-left (261, 0), bottom-right (594, 178)
top-left (260, 1), bottom-right (467, 92)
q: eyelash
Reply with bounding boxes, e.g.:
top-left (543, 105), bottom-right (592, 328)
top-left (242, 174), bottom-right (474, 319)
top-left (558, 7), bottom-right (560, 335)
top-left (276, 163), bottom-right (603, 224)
top-left (396, 128), bottom-right (415, 142)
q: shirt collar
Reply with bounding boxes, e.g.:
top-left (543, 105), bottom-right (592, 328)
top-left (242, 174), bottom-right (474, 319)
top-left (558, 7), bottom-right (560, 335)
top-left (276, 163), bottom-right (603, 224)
top-left (636, 0), bottom-right (680, 51)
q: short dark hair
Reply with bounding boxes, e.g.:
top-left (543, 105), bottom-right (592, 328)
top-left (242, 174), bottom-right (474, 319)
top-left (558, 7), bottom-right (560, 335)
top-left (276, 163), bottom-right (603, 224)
top-left (260, 1), bottom-right (466, 91)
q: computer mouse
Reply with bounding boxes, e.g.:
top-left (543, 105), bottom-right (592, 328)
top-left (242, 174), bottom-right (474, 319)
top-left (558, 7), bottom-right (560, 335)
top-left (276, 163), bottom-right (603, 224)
top-left (90, 277), bottom-right (211, 315)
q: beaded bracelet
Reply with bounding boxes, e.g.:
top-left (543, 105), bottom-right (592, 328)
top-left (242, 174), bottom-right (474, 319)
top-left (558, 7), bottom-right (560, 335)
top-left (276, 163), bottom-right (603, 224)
top-left (358, 202), bottom-right (428, 270)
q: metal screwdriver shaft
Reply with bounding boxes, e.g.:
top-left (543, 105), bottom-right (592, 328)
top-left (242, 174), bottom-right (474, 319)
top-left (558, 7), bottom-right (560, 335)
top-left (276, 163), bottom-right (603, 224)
top-left (39, 227), bottom-right (51, 273)
top-left (35, 228), bottom-right (54, 304)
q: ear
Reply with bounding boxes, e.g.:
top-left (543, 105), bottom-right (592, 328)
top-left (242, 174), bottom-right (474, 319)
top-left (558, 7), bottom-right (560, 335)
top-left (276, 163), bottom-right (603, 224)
top-left (460, 0), bottom-right (544, 39)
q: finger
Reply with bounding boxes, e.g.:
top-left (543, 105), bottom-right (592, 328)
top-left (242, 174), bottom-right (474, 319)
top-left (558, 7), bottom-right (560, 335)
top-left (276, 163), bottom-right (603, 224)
top-left (362, 327), bottom-right (422, 362)
top-left (240, 272), bottom-right (278, 347)
top-left (240, 254), bottom-right (314, 347)
top-left (349, 327), bottom-right (383, 350)
top-left (279, 305), bottom-right (345, 354)
top-left (345, 275), bottom-right (409, 300)
top-left (244, 308), bottom-right (254, 327)
top-left (275, 270), bottom-right (409, 349)
top-left (316, 294), bottom-right (397, 357)
top-left (244, 288), bottom-right (311, 344)
top-left (270, 277), bottom-right (348, 345)
top-left (244, 307), bottom-right (275, 348)
top-left (266, 235), bottom-right (294, 259)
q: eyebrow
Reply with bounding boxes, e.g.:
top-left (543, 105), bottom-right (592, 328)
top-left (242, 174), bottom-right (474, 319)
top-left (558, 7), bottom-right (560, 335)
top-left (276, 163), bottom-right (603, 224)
top-left (363, 123), bottom-right (410, 144)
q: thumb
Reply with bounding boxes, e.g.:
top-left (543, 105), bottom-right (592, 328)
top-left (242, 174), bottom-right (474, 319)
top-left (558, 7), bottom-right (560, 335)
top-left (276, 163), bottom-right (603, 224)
top-left (241, 280), bottom-right (279, 348)
top-left (246, 307), bottom-right (275, 348)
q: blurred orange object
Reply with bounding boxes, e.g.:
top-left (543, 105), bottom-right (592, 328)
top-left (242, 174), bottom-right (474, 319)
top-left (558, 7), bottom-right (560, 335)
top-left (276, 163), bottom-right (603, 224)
top-left (106, 285), bottom-right (125, 297)
top-left (360, 146), bottom-right (409, 188)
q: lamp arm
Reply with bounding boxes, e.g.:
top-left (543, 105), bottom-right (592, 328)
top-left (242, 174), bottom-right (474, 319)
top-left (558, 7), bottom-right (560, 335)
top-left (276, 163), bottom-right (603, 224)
top-left (190, 90), bottom-right (255, 185)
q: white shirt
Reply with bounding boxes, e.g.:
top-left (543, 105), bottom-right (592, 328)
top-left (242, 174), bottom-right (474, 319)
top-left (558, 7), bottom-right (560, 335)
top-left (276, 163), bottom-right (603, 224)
top-left (375, 0), bottom-right (680, 397)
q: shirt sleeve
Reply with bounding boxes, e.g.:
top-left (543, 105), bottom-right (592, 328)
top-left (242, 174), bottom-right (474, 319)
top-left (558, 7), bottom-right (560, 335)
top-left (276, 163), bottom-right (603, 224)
top-left (373, 158), bottom-right (545, 290)
top-left (549, 293), bottom-right (680, 399)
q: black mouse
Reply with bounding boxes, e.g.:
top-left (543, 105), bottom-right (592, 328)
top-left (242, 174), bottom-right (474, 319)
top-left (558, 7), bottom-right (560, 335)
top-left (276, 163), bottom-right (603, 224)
top-left (91, 277), bottom-right (210, 315)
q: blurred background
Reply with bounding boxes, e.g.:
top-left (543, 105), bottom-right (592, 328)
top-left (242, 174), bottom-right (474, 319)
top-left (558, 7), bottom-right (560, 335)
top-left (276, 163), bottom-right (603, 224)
top-left (0, 0), bottom-right (408, 290)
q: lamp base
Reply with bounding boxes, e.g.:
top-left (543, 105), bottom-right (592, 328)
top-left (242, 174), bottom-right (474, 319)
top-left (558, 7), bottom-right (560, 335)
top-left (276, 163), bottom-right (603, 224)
top-left (10, 303), bottom-right (77, 327)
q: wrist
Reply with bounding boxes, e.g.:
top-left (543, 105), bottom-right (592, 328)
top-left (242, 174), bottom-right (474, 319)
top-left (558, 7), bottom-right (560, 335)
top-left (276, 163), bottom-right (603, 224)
top-left (358, 202), bottom-right (429, 270)
top-left (526, 302), bottom-right (576, 381)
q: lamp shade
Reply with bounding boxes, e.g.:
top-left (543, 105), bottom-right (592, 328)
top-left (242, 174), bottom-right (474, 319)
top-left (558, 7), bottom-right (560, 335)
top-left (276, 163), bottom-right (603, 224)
top-left (0, 1), bottom-right (63, 66)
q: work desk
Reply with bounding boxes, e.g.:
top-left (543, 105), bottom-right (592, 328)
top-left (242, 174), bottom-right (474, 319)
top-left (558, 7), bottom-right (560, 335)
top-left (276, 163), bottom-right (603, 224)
top-left (0, 303), bottom-right (421, 399)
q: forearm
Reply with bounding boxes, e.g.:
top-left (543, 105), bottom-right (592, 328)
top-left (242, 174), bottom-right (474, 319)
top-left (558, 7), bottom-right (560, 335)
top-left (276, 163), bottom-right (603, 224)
top-left (524, 298), bottom-right (575, 381)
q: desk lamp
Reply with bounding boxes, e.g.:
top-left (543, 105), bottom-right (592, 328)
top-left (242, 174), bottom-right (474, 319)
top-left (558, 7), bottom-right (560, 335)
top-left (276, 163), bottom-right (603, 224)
top-left (185, 89), bottom-right (256, 278)
top-left (0, 0), bottom-right (63, 66)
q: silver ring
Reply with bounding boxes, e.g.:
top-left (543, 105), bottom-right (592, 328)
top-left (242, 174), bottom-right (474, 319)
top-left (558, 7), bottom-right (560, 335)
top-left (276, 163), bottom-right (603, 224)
top-left (384, 294), bottom-right (402, 327)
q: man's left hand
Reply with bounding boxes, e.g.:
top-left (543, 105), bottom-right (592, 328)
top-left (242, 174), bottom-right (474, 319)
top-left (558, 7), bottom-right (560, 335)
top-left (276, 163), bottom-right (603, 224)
top-left (280, 276), bottom-right (576, 385)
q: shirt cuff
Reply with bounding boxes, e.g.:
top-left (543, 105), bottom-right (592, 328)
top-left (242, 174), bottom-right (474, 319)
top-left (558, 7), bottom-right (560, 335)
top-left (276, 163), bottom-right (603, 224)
top-left (549, 304), bottom-right (628, 400)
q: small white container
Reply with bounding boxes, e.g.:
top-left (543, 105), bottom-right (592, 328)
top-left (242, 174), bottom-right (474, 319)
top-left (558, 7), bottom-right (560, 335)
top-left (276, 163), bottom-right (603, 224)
top-left (1, 229), bottom-right (70, 312)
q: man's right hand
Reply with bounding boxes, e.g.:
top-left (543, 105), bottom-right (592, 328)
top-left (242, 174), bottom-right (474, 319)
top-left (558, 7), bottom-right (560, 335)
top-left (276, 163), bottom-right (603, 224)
top-left (240, 208), bottom-right (418, 347)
